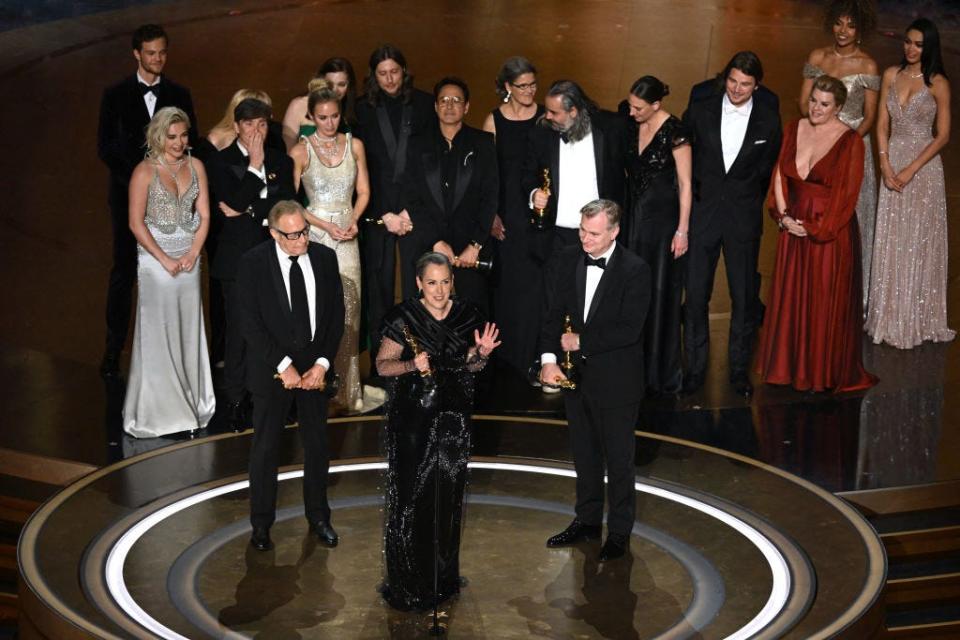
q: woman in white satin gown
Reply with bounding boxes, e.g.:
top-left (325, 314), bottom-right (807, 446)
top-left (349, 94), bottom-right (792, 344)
top-left (291, 85), bottom-right (375, 413)
top-left (123, 107), bottom-right (215, 437)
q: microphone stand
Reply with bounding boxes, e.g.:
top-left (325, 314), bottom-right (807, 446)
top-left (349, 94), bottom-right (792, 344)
top-left (401, 325), bottom-right (445, 636)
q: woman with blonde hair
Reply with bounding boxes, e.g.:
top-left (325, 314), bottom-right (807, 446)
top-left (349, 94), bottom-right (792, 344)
top-left (123, 106), bottom-right (215, 437)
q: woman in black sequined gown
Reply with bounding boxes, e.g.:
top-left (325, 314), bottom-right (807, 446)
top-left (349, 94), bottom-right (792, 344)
top-left (375, 252), bottom-right (501, 611)
top-left (624, 76), bottom-right (691, 395)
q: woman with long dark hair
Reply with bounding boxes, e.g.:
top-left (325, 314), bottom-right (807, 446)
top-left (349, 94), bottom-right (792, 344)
top-left (866, 17), bottom-right (954, 348)
top-left (281, 57), bottom-right (358, 149)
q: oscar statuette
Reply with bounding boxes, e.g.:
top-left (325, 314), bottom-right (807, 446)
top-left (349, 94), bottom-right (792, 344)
top-left (529, 168), bottom-right (551, 230)
top-left (402, 325), bottom-right (438, 409)
top-left (554, 314), bottom-right (578, 390)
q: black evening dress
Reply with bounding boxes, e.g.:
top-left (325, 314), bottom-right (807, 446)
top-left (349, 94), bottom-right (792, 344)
top-left (380, 298), bottom-right (486, 611)
top-left (491, 105), bottom-right (546, 374)
top-left (625, 115), bottom-right (688, 395)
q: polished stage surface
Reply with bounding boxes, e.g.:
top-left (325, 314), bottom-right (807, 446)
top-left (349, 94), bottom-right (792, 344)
top-left (1, 0), bottom-right (958, 638)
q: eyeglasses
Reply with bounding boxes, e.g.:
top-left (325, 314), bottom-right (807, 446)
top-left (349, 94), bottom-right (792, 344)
top-left (510, 81), bottom-right (537, 91)
top-left (437, 96), bottom-right (465, 106)
top-left (273, 225), bottom-right (310, 240)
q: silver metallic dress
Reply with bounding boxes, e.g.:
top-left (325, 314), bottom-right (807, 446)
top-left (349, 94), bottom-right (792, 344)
top-left (123, 161), bottom-right (215, 437)
top-left (803, 63), bottom-right (880, 307)
top-left (302, 134), bottom-right (363, 411)
top-left (866, 78), bottom-right (955, 348)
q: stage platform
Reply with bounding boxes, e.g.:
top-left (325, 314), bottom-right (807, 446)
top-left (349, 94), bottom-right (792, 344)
top-left (18, 418), bottom-right (885, 639)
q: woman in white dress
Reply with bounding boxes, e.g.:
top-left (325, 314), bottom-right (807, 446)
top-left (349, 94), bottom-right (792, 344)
top-left (123, 107), bottom-right (215, 437)
top-left (290, 85), bottom-right (374, 413)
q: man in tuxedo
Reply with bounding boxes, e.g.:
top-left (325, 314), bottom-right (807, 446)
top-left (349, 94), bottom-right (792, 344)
top-left (401, 77), bottom-right (499, 313)
top-left (236, 201), bottom-right (345, 551)
top-left (355, 45), bottom-right (437, 354)
top-left (96, 23), bottom-right (198, 376)
top-left (539, 199), bottom-right (651, 561)
top-left (209, 98), bottom-right (296, 430)
top-left (682, 51), bottom-right (782, 397)
top-left (523, 80), bottom-right (627, 258)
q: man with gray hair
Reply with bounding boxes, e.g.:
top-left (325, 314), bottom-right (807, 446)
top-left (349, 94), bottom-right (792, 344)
top-left (236, 200), bottom-right (344, 551)
top-left (538, 199), bottom-right (650, 562)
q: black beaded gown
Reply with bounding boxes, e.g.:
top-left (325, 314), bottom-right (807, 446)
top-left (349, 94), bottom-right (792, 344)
top-left (625, 115), bottom-right (689, 395)
top-left (379, 298), bottom-right (486, 611)
top-left (491, 105), bottom-right (545, 374)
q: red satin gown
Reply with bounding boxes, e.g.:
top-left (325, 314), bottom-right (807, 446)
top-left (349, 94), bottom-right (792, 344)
top-left (756, 120), bottom-right (877, 393)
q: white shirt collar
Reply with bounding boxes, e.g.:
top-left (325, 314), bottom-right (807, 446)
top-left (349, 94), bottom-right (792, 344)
top-left (722, 93), bottom-right (753, 116)
top-left (588, 241), bottom-right (616, 263)
top-left (136, 71), bottom-right (160, 87)
top-left (237, 141), bottom-right (249, 157)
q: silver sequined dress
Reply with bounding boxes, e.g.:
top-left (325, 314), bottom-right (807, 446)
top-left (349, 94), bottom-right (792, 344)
top-left (123, 161), bottom-right (215, 437)
top-left (302, 134), bottom-right (363, 411)
top-left (866, 77), bottom-right (955, 348)
top-left (803, 63), bottom-right (880, 307)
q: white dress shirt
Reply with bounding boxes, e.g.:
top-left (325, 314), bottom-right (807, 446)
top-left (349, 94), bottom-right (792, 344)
top-left (137, 71), bottom-right (159, 118)
top-left (237, 141), bottom-right (268, 199)
top-left (555, 131), bottom-right (600, 228)
top-left (720, 94), bottom-right (753, 172)
top-left (274, 243), bottom-right (330, 374)
top-left (541, 242), bottom-right (616, 365)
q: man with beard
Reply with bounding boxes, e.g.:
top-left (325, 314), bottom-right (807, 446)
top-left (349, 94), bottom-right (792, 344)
top-left (522, 80), bottom-right (627, 389)
top-left (97, 23), bottom-right (198, 377)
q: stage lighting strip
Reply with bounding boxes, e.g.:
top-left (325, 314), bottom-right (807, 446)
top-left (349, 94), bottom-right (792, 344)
top-left (104, 461), bottom-right (790, 640)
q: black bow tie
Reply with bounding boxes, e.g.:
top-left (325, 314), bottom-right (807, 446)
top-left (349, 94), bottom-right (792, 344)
top-left (584, 255), bottom-right (606, 269)
top-left (139, 82), bottom-right (158, 96)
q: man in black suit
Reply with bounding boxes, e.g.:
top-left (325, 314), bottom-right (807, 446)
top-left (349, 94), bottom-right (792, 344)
top-left (682, 51), bottom-right (782, 397)
top-left (96, 23), bottom-right (198, 376)
top-left (401, 77), bottom-right (499, 313)
top-left (209, 98), bottom-right (296, 430)
top-left (539, 199), bottom-right (651, 562)
top-left (236, 201), bottom-right (345, 551)
top-left (523, 80), bottom-right (627, 259)
top-left (355, 45), bottom-right (437, 353)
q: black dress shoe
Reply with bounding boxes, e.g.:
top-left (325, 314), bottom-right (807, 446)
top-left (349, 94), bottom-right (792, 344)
top-left (227, 400), bottom-right (246, 433)
top-left (598, 533), bottom-right (629, 561)
top-left (99, 351), bottom-right (120, 378)
top-left (681, 373), bottom-right (704, 395)
top-left (546, 519), bottom-right (602, 547)
top-left (250, 526), bottom-right (273, 551)
top-left (310, 520), bottom-right (339, 547)
top-left (730, 372), bottom-right (754, 397)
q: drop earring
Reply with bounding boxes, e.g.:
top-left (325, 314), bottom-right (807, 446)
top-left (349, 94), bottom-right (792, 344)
top-left (503, 90), bottom-right (511, 103)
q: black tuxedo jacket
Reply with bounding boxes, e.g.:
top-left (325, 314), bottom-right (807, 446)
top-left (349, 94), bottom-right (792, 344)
top-left (237, 241), bottom-right (345, 397)
top-left (521, 109), bottom-right (628, 228)
top-left (401, 126), bottom-right (499, 255)
top-left (207, 142), bottom-right (295, 279)
top-left (97, 74), bottom-right (198, 185)
top-left (682, 94), bottom-right (782, 240)
top-left (540, 243), bottom-right (651, 408)
top-left (355, 89), bottom-right (438, 218)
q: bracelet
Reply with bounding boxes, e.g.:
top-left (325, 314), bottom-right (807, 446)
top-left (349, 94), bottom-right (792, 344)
top-left (878, 150), bottom-right (888, 155)
top-left (674, 230), bottom-right (687, 238)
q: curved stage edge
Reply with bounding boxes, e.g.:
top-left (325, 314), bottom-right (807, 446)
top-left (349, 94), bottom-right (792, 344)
top-left (18, 416), bottom-right (885, 639)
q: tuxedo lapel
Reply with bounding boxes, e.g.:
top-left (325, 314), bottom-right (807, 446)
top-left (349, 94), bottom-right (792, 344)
top-left (308, 247), bottom-right (325, 339)
top-left (549, 135), bottom-right (561, 203)
top-left (706, 96), bottom-right (725, 174)
top-left (225, 142), bottom-right (249, 179)
top-left (268, 247), bottom-right (293, 327)
top-left (452, 146), bottom-right (474, 211)
top-left (125, 76), bottom-right (151, 129)
top-left (592, 125), bottom-right (605, 188)
top-left (575, 256), bottom-right (586, 325)
top-left (423, 151), bottom-right (444, 212)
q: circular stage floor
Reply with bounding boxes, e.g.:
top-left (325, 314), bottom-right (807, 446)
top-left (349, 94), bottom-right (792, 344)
top-left (19, 417), bottom-right (884, 639)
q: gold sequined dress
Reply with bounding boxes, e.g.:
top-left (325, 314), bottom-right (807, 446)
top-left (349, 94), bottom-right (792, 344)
top-left (302, 133), bottom-right (364, 410)
top-left (866, 78), bottom-right (955, 348)
top-left (803, 63), bottom-right (880, 308)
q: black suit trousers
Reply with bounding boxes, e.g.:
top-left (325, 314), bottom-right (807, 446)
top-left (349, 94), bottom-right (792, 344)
top-left (249, 385), bottom-right (331, 528)
top-left (104, 182), bottom-right (138, 353)
top-left (684, 223), bottom-right (761, 378)
top-left (564, 392), bottom-right (639, 536)
top-left (361, 225), bottom-right (419, 351)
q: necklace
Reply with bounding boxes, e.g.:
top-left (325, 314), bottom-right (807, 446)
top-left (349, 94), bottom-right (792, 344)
top-left (311, 132), bottom-right (341, 162)
top-left (158, 155), bottom-right (186, 197)
top-left (910, 72), bottom-right (924, 79)
top-left (832, 44), bottom-right (859, 58)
